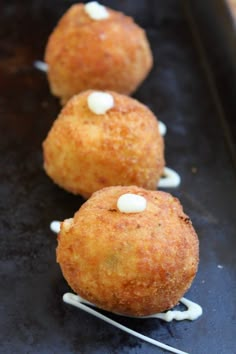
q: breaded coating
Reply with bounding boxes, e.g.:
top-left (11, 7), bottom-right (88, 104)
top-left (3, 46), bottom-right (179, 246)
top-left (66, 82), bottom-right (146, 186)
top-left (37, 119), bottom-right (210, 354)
top-left (57, 186), bottom-right (199, 316)
top-left (45, 3), bottom-right (153, 104)
top-left (42, 91), bottom-right (164, 198)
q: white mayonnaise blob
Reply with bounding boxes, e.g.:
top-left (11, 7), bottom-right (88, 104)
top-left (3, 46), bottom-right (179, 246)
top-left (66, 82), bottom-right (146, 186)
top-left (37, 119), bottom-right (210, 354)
top-left (87, 91), bottom-right (114, 114)
top-left (34, 60), bottom-right (48, 72)
top-left (159, 121), bottom-right (167, 136)
top-left (84, 2), bottom-right (109, 20)
top-left (158, 167), bottom-right (181, 188)
top-left (50, 220), bottom-right (61, 234)
top-left (63, 292), bottom-right (190, 354)
top-left (117, 193), bottom-right (147, 213)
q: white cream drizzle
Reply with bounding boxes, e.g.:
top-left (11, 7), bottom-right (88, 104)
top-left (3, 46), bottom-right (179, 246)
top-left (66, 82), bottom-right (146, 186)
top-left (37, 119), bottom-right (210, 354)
top-left (158, 167), bottom-right (181, 188)
top-left (63, 292), bottom-right (201, 354)
top-left (84, 2), bottom-right (109, 20)
top-left (87, 91), bottom-right (114, 114)
top-left (117, 193), bottom-right (147, 213)
top-left (156, 121), bottom-right (181, 189)
top-left (159, 120), bottom-right (167, 136)
top-left (63, 292), bottom-right (202, 322)
top-left (34, 60), bottom-right (48, 72)
top-left (139, 298), bottom-right (203, 321)
top-left (50, 220), bottom-right (61, 233)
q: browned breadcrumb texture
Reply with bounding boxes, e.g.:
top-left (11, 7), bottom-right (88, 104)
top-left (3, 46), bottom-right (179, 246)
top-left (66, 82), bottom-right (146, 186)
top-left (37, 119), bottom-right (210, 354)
top-left (57, 186), bottom-right (199, 316)
top-left (42, 90), bottom-right (165, 198)
top-left (45, 3), bottom-right (153, 104)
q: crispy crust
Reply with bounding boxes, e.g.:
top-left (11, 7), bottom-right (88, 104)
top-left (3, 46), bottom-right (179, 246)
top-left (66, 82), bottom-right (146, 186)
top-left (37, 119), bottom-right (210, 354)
top-left (57, 186), bottom-right (199, 316)
top-left (45, 4), bottom-right (153, 104)
top-left (42, 90), bottom-right (164, 197)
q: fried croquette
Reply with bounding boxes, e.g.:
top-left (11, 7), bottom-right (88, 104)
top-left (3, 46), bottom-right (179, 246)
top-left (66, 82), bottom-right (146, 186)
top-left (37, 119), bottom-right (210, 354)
top-left (57, 186), bottom-right (199, 316)
top-left (44, 2), bottom-right (153, 104)
top-left (42, 90), bottom-right (165, 198)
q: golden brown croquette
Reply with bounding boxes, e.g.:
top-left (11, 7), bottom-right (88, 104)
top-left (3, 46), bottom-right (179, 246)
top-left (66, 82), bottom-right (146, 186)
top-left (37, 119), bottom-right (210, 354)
top-left (57, 186), bottom-right (199, 316)
top-left (42, 91), bottom-right (164, 198)
top-left (45, 3), bottom-right (153, 104)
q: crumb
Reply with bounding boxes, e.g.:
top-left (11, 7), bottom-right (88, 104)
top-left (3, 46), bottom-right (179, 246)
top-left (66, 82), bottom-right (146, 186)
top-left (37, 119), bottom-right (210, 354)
top-left (41, 101), bottom-right (49, 108)
top-left (191, 167), bottom-right (197, 174)
top-left (63, 218), bottom-right (73, 232)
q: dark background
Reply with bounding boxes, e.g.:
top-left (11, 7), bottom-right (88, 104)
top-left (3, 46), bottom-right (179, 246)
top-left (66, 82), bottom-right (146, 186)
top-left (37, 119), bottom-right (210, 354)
top-left (0, 1), bottom-right (236, 353)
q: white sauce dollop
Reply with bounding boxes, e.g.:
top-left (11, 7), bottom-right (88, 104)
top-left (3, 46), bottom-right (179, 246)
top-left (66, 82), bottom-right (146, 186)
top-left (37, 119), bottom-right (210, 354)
top-left (158, 167), bottom-right (181, 188)
top-left (117, 193), bottom-right (147, 213)
top-left (159, 120), bottom-right (167, 136)
top-left (50, 220), bottom-right (61, 233)
top-left (87, 91), bottom-right (114, 115)
top-left (63, 292), bottom-right (202, 354)
top-left (84, 1), bottom-right (109, 20)
top-left (34, 60), bottom-right (48, 72)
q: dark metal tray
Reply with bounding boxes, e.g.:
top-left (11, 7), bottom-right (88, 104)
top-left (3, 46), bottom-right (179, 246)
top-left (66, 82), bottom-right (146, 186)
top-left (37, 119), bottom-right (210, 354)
top-left (1, 1), bottom-right (236, 353)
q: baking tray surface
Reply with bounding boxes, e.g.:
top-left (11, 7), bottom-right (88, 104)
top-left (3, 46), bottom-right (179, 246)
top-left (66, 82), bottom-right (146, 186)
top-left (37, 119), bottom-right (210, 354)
top-left (0, 1), bottom-right (236, 354)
